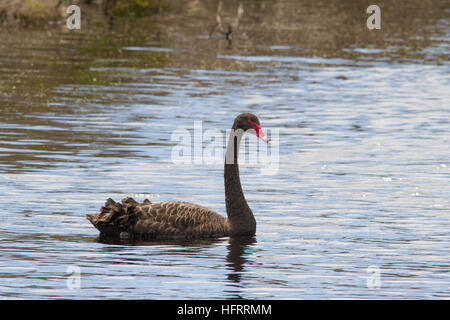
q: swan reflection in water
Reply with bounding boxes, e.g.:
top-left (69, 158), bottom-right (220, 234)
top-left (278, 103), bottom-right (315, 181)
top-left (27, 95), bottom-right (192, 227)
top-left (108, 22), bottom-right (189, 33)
top-left (94, 234), bottom-right (257, 299)
top-left (225, 236), bottom-right (256, 284)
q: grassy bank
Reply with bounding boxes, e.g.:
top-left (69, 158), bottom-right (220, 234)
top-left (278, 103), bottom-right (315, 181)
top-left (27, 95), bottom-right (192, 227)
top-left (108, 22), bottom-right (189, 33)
top-left (0, 0), bottom-right (63, 24)
top-left (0, 0), bottom-right (169, 25)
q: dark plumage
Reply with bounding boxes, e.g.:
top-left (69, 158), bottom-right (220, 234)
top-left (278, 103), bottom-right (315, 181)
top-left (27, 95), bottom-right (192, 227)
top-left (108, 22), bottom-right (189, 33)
top-left (86, 113), bottom-right (268, 241)
top-left (86, 198), bottom-right (229, 240)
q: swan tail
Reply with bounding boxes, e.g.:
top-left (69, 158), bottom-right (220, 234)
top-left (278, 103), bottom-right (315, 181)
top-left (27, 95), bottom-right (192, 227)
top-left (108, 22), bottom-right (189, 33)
top-left (86, 197), bottom-right (144, 237)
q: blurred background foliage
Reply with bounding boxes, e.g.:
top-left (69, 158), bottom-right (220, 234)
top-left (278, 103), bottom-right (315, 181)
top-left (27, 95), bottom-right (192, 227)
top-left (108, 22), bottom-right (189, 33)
top-left (0, 0), bottom-right (170, 24)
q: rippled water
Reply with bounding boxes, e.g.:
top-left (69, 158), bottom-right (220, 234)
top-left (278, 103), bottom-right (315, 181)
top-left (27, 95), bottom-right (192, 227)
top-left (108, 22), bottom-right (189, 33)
top-left (0, 0), bottom-right (449, 299)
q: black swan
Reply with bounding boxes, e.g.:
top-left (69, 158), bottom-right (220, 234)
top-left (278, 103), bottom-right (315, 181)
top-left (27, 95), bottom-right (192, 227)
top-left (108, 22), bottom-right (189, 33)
top-left (209, 2), bottom-right (244, 40)
top-left (86, 112), bottom-right (268, 240)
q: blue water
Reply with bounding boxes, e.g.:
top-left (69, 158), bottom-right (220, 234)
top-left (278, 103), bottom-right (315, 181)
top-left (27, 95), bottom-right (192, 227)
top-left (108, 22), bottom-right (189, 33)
top-left (0, 1), bottom-right (449, 299)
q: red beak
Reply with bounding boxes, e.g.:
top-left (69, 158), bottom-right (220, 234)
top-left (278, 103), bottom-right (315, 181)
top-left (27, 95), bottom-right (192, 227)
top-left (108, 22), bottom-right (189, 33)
top-left (248, 120), bottom-right (269, 143)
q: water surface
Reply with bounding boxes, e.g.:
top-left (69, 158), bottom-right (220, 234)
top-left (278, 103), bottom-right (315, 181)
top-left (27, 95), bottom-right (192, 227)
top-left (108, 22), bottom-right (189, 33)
top-left (0, 0), bottom-right (449, 299)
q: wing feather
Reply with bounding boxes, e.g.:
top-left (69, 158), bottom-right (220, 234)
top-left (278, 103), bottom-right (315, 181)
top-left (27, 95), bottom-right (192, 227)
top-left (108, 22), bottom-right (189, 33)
top-left (87, 198), bottom-right (230, 240)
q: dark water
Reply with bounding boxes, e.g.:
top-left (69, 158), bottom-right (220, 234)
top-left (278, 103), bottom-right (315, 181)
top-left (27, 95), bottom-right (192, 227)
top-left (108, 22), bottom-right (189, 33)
top-left (0, 0), bottom-right (449, 299)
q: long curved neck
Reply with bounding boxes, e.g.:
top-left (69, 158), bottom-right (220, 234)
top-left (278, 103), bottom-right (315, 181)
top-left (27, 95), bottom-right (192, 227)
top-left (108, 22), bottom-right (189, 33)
top-left (224, 128), bottom-right (256, 236)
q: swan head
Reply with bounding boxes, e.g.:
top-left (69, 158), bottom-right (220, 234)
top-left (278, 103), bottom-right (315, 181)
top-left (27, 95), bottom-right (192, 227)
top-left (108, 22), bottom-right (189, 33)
top-left (233, 112), bottom-right (269, 143)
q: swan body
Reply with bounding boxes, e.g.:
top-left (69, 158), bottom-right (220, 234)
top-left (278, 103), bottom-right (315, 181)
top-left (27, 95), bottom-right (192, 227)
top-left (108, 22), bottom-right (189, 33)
top-left (87, 198), bottom-right (230, 240)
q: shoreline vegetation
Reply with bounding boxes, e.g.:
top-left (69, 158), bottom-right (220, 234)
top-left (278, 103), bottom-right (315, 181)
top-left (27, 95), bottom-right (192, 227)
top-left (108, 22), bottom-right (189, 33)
top-left (0, 0), bottom-right (169, 25)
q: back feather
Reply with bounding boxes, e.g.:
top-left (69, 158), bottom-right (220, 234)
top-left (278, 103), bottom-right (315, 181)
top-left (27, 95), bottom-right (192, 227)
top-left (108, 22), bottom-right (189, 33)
top-left (86, 197), bottom-right (230, 240)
